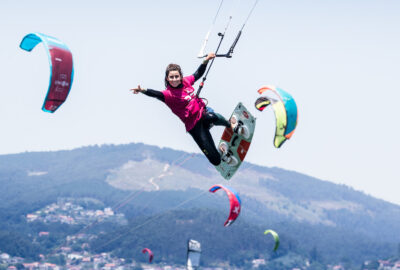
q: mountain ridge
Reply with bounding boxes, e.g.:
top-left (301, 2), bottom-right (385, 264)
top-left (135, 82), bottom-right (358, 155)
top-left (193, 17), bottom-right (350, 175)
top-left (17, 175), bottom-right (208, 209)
top-left (0, 142), bottom-right (399, 266)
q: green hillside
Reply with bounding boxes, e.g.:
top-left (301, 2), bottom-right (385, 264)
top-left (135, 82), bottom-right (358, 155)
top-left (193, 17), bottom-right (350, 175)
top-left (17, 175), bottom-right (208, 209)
top-left (0, 143), bottom-right (399, 267)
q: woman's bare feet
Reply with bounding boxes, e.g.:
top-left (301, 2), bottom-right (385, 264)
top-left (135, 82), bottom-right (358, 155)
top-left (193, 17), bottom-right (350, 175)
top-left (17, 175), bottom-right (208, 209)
top-left (218, 142), bottom-right (238, 166)
top-left (230, 115), bottom-right (238, 130)
top-left (219, 142), bottom-right (228, 155)
top-left (229, 115), bottom-right (250, 139)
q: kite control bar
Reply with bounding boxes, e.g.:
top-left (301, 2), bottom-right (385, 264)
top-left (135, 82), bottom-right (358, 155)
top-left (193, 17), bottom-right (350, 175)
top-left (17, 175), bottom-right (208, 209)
top-left (196, 0), bottom-right (259, 97)
top-left (196, 29), bottom-right (242, 96)
top-left (199, 30), bottom-right (243, 59)
top-left (196, 32), bottom-right (226, 97)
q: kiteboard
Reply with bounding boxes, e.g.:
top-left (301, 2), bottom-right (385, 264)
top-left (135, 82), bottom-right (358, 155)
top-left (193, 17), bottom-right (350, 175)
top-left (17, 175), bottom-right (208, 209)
top-left (215, 102), bottom-right (256, 180)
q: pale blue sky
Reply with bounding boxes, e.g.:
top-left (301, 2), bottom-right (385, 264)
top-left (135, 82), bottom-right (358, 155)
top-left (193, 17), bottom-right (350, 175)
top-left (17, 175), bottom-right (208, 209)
top-left (1, 0), bottom-right (399, 205)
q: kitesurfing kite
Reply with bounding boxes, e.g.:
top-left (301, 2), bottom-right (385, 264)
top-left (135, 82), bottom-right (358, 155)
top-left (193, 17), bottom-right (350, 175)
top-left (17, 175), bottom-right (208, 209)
top-left (255, 86), bottom-right (298, 148)
top-left (20, 32), bottom-right (74, 113)
top-left (209, 185), bottom-right (241, 226)
top-left (142, 248), bottom-right (153, 263)
top-left (264, 229), bottom-right (280, 252)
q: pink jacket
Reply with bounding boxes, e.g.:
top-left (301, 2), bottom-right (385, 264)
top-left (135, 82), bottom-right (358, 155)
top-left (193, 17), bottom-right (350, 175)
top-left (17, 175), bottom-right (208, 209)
top-left (162, 75), bottom-right (205, 131)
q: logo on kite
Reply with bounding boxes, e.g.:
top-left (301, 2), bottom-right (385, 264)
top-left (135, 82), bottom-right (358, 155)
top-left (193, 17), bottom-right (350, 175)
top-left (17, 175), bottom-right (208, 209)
top-left (255, 86), bottom-right (298, 148)
top-left (209, 185), bottom-right (241, 227)
top-left (142, 248), bottom-right (153, 263)
top-left (20, 32), bottom-right (74, 113)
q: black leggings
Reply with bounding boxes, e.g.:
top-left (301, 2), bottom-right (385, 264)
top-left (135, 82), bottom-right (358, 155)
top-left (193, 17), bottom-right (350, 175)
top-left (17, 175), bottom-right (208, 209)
top-left (188, 109), bottom-right (230, 166)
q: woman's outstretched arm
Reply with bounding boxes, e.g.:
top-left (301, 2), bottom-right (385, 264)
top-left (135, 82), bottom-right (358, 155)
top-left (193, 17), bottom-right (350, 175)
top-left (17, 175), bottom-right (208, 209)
top-left (130, 85), bottom-right (165, 102)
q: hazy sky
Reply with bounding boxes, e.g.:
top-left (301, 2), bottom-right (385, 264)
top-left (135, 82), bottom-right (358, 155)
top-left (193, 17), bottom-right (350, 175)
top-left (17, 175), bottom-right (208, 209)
top-left (1, 0), bottom-right (399, 205)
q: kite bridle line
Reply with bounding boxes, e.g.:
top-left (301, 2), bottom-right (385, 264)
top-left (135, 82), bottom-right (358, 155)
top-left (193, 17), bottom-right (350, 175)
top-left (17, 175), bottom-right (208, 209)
top-left (196, 1), bottom-right (236, 97)
top-left (197, 0), bottom-right (225, 58)
top-left (217, 0), bottom-right (259, 58)
top-left (196, 0), bottom-right (260, 97)
top-left (195, 30), bottom-right (228, 97)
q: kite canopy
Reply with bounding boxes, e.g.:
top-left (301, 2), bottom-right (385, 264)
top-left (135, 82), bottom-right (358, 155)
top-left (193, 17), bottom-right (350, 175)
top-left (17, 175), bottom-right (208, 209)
top-left (209, 185), bottom-right (241, 227)
top-left (142, 248), bottom-right (153, 263)
top-left (264, 229), bottom-right (280, 252)
top-left (20, 32), bottom-right (74, 113)
top-left (256, 85), bottom-right (298, 148)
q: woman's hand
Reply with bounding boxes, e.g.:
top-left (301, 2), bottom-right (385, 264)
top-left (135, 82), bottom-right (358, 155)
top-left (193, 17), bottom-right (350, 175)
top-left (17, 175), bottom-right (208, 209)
top-left (130, 85), bottom-right (145, 94)
top-left (205, 53), bottom-right (216, 61)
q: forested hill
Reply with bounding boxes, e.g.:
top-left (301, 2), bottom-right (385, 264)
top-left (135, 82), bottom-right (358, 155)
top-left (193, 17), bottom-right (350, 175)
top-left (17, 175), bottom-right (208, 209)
top-left (0, 142), bottom-right (399, 267)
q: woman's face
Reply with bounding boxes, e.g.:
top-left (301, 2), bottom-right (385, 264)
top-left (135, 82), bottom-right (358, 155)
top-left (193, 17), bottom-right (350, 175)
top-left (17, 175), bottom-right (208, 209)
top-left (167, 70), bottom-right (182, 88)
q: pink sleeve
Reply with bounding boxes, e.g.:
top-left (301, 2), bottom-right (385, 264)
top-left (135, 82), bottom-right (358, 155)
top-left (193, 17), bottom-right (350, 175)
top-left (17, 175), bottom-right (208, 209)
top-left (162, 90), bottom-right (169, 100)
top-left (185, 75), bottom-right (195, 86)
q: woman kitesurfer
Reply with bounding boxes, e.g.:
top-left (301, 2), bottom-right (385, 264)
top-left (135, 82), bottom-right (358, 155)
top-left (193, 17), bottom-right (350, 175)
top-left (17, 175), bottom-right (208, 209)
top-left (130, 53), bottom-right (248, 166)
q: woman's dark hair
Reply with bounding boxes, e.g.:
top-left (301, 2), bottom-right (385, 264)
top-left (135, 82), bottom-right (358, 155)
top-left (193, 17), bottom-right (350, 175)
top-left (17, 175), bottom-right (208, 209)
top-left (165, 63), bottom-right (183, 88)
